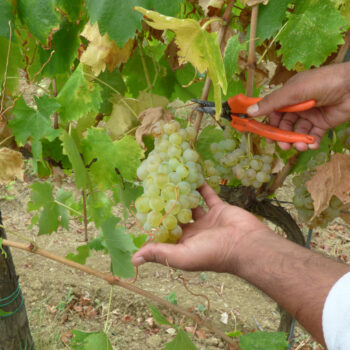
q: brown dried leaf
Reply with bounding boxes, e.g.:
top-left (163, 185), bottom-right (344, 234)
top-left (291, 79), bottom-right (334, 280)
top-left (135, 107), bottom-right (173, 148)
top-left (0, 148), bottom-right (24, 184)
top-left (306, 154), bottom-right (350, 220)
top-left (164, 39), bottom-right (182, 71)
top-left (60, 330), bottom-right (73, 345)
top-left (196, 329), bottom-right (207, 339)
top-left (80, 22), bottom-right (133, 75)
top-left (199, 0), bottom-right (224, 15)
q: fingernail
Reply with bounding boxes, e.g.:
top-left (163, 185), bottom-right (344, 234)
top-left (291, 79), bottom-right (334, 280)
top-left (134, 256), bottom-right (146, 266)
top-left (247, 104), bottom-right (259, 115)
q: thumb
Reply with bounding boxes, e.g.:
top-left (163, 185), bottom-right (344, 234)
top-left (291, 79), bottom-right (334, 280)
top-left (132, 243), bottom-right (192, 270)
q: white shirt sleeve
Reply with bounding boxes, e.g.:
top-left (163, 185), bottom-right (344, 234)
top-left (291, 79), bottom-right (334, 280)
top-left (322, 272), bottom-right (350, 350)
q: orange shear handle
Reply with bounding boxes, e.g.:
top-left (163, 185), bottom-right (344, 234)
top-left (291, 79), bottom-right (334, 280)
top-left (230, 116), bottom-right (315, 144)
top-left (227, 94), bottom-right (316, 114)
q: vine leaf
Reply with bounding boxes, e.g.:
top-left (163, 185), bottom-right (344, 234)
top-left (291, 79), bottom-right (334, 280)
top-left (17, 0), bottom-right (60, 44)
top-left (135, 7), bottom-right (227, 119)
top-left (0, 148), bottom-right (24, 184)
top-left (66, 244), bottom-right (91, 265)
top-left (256, 0), bottom-right (289, 42)
top-left (80, 22), bottom-right (134, 76)
top-left (278, 0), bottom-right (347, 69)
top-left (0, 0), bottom-right (13, 39)
top-left (56, 65), bottom-right (102, 123)
top-left (56, 0), bottom-right (84, 22)
top-left (224, 34), bottom-right (246, 79)
top-left (239, 331), bottom-right (288, 350)
top-left (60, 131), bottom-right (89, 190)
top-left (10, 96), bottom-right (61, 170)
top-left (306, 153), bottom-right (350, 220)
top-left (100, 217), bottom-right (136, 278)
top-left (164, 329), bottom-right (197, 350)
top-left (71, 330), bottom-right (113, 350)
top-left (28, 183), bottom-right (72, 235)
top-left (196, 125), bottom-right (225, 162)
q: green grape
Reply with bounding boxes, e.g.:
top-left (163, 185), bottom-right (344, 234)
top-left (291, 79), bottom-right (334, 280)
top-left (208, 176), bottom-right (220, 187)
top-left (188, 191), bottom-right (200, 208)
top-left (204, 159), bottom-right (215, 168)
top-left (246, 168), bottom-right (256, 180)
top-left (158, 152), bottom-right (168, 161)
top-left (223, 127), bottom-right (233, 139)
top-left (256, 171), bottom-right (267, 183)
top-left (315, 152), bottom-right (328, 164)
top-left (147, 159), bottom-right (161, 172)
top-left (186, 170), bottom-right (199, 183)
top-left (178, 181), bottom-right (191, 195)
top-left (136, 212), bottom-right (147, 225)
top-left (210, 143), bottom-right (219, 153)
top-left (250, 159), bottom-right (262, 171)
top-left (164, 199), bottom-right (181, 215)
top-left (218, 140), bottom-right (227, 152)
top-left (261, 163), bottom-right (271, 173)
top-left (307, 158), bottom-right (318, 169)
top-left (213, 152), bottom-right (224, 162)
top-left (155, 226), bottom-right (169, 242)
top-left (323, 207), bottom-right (339, 221)
top-left (233, 165), bottom-right (245, 180)
top-left (157, 140), bottom-right (169, 152)
top-left (150, 197), bottom-right (165, 212)
top-left (186, 126), bottom-right (196, 140)
top-left (297, 208), bottom-right (313, 222)
top-left (164, 120), bottom-right (180, 134)
top-left (170, 225), bottom-right (182, 240)
top-left (177, 208), bottom-right (192, 223)
top-left (161, 183), bottom-right (177, 201)
top-left (183, 149), bottom-right (199, 162)
top-left (176, 164), bottom-right (189, 179)
top-left (304, 196), bottom-right (313, 210)
top-left (241, 178), bottom-right (251, 186)
top-left (158, 163), bottom-right (171, 174)
top-left (206, 166), bottom-right (218, 176)
top-left (216, 165), bottom-right (230, 176)
top-left (147, 211), bottom-right (162, 227)
top-left (148, 153), bottom-right (161, 163)
top-left (261, 155), bottom-right (273, 164)
top-left (143, 221), bottom-right (153, 232)
top-left (163, 215), bottom-right (177, 230)
top-left (293, 195), bottom-right (305, 208)
top-left (155, 173), bottom-right (169, 188)
top-left (169, 158), bottom-right (181, 171)
top-left (179, 195), bottom-right (191, 209)
top-left (168, 145), bottom-right (182, 158)
top-left (292, 176), bottom-right (304, 187)
top-left (137, 164), bottom-right (148, 180)
top-left (181, 141), bottom-right (190, 151)
top-left (169, 172), bottom-right (182, 184)
top-left (222, 153), bottom-right (237, 167)
top-left (252, 181), bottom-right (262, 189)
top-left (179, 129), bottom-right (187, 140)
top-left (144, 183), bottom-right (160, 197)
top-left (295, 185), bottom-right (307, 196)
top-left (232, 148), bottom-right (244, 158)
top-left (239, 157), bottom-right (250, 167)
top-left (197, 173), bottom-right (205, 187)
top-left (169, 132), bottom-right (183, 145)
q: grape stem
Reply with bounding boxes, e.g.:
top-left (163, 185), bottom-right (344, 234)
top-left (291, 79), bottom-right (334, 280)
top-left (1, 238), bottom-right (237, 347)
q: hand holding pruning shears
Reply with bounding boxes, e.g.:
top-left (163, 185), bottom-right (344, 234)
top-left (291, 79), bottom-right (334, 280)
top-left (194, 62), bottom-right (350, 151)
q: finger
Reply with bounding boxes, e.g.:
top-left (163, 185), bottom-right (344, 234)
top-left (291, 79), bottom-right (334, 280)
top-left (199, 182), bottom-right (223, 209)
top-left (291, 118), bottom-right (313, 151)
top-left (268, 112), bottom-right (282, 127)
top-left (275, 113), bottom-right (299, 150)
top-left (307, 126), bottom-right (325, 150)
top-left (132, 243), bottom-right (191, 270)
top-left (192, 206), bottom-right (206, 220)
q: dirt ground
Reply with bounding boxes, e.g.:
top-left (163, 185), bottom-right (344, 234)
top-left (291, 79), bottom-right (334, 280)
top-left (1, 173), bottom-right (350, 350)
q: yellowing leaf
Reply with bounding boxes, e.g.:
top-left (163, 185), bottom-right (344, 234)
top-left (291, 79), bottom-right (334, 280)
top-left (134, 7), bottom-right (227, 119)
top-left (80, 22), bottom-right (133, 76)
top-left (242, 0), bottom-right (268, 5)
top-left (198, 0), bottom-right (224, 15)
top-left (0, 148), bottom-right (24, 184)
top-left (306, 153), bottom-right (350, 220)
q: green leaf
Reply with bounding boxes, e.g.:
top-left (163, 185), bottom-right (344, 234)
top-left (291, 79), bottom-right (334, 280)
top-left (28, 182), bottom-right (70, 235)
top-left (226, 330), bottom-right (242, 337)
top-left (60, 130), bottom-right (90, 189)
top-left (164, 329), bottom-right (197, 350)
top-left (149, 304), bottom-right (172, 326)
top-left (17, 0), bottom-right (60, 44)
top-left (292, 132), bottom-right (332, 173)
top-left (196, 125), bottom-right (225, 161)
top-left (87, 191), bottom-right (113, 228)
top-left (39, 19), bottom-right (82, 76)
top-left (165, 291), bottom-right (178, 305)
top-left (131, 234), bottom-right (148, 249)
top-left (135, 7), bottom-right (227, 118)
top-left (256, 0), bottom-right (290, 42)
top-left (113, 182), bottom-right (143, 209)
top-left (240, 331), bottom-right (288, 350)
top-left (101, 217), bottom-right (136, 278)
top-left (71, 330), bottom-right (113, 350)
top-left (278, 0), bottom-right (347, 69)
top-left (86, 0), bottom-right (184, 47)
top-left (114, 135), bottom-right (144, 181)
top-left (81, 128), bottom-right (119, 189)
top-left (66, 244), bottom-right (91, 264)
top-left (0, 238), bottom-right (7, 258)
top-left (224, 34), bottom-right (246, 79)
top-left (56, 0), bottom-right (84, 22)
top-left (57, 65), bottom-right (102, 123)
top-left (10, 96), bottom-right (60, 170)
top-left (0, 0), bottom-right (13, 39)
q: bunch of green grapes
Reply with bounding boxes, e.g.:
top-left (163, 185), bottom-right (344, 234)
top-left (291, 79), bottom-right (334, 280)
top-left (292, 152), bottom-right (343, 227)
top-left (336, 125), bottom-right (350, 149)
top-left (135, 120), bottom-right (204, 243)
top-left (208, 123), bottom-right (274, 189)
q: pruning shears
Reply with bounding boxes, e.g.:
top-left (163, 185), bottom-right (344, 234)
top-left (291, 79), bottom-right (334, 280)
top-left (193, 94), bottom-right (316, 144)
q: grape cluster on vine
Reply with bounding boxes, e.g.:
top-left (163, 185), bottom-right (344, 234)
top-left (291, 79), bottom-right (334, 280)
top-left (135, 120), bottom-right (205, 243)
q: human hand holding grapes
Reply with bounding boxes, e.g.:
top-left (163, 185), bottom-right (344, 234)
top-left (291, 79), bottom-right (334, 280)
top-left (132, 182), bottom-right (271, 272)
top-left (247, 62), bottom-right (350, 151)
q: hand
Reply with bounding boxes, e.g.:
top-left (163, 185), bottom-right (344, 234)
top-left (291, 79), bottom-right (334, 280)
top-left (247, 62), bottom-right (350, 151)
top-left (132, 183), bottom-right (270, 273)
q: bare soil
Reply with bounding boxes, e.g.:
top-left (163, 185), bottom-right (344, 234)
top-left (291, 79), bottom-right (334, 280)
top-left (1, 174), bottom-right (349, 350)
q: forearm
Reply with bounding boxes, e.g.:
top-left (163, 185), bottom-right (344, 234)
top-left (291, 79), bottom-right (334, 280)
top-left (231, 229), bottom-right (350, 345)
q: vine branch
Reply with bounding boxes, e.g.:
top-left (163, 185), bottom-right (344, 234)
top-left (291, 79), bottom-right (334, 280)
top-left (1, 238), bottom-right (237, 347)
